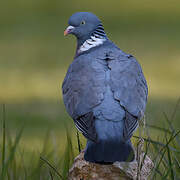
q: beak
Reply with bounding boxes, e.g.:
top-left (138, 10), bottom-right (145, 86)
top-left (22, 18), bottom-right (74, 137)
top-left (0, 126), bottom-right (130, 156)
top-left (64, 26), bottom-right (75, 36)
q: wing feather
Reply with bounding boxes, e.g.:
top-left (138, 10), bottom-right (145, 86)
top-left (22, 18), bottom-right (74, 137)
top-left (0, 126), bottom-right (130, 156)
top-left (62, 56), bottom-right (106, 141)
top-left (75, 112), bottom-right (97, 142)
top-left (108, 53), bottom-right (148, 138)
top-left (123, 111), bottom-right (138, 140)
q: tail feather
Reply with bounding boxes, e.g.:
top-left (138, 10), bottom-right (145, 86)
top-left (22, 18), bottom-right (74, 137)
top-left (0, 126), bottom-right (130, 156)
top-left (84, 112), bottom-right (135, 163)
top-left (84, 139), bottom-right (135, 163)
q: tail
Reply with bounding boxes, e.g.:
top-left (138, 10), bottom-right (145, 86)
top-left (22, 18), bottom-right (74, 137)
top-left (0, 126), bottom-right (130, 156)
top-left (84, 139), bottom-right (134, 163)
top-left (84, 118), bottom-right (135, 163)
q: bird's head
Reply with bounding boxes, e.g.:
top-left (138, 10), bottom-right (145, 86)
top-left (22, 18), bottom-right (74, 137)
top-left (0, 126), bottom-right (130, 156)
top-left (64, 12), bottom-right (107, 46)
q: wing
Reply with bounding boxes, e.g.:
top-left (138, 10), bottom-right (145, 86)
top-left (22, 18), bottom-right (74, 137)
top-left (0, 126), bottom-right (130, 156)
top-left (75, 112), bottom-right (97, 142)
top-left (62, 55), bottom-right (106, 142)
top-left (109, 53), bottom-right (148, 139)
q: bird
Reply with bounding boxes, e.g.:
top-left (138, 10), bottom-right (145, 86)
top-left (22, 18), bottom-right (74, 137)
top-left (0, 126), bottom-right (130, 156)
top-left (62, 12), bottom-right (148, 163)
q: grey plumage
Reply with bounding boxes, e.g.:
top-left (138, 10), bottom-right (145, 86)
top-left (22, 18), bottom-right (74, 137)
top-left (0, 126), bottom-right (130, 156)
top-left (62, 12), bottom-right (148, 163)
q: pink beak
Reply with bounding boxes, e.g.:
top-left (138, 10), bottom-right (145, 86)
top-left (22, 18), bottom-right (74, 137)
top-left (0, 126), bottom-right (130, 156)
top-left (64, 26), bottom-right (75, 36)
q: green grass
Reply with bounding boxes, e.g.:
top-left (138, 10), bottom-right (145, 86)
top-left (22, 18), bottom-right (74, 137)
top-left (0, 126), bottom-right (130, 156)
top-left (0, 101), bottom-right (180, 179)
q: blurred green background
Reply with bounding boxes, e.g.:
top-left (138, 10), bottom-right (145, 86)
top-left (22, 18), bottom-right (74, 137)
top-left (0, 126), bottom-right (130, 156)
top-left (0, 0), bottom-right (180, 160)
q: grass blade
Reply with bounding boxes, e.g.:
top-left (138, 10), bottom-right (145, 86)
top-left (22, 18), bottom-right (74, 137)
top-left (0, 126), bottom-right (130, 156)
top-left (166, 139), bottom-right (174, 180)
top-left (1, 126), bottom-right (24, 180)
top-left (154, 130), bottom-right (180, 179)
top-left (76, 131), bottom-right (82, 153)
top-left (162, 167), bottom-right (171, 179)
top-left (133, 135), bottom-right (180, 153)
top-left (2, 104), bottom-right (6, 174)
top-left (146, 124), bottom-right (171, 134)
top-left (140, 139), bottom-right (150, 171)
top-left (163, 112), bottom-right (180, 146)
top-left (62, 128), bottom-right (74, 179)
top-left (49, 170), bottom-right (54, 180)
top-left (40, 156), bottom-right (63, 179)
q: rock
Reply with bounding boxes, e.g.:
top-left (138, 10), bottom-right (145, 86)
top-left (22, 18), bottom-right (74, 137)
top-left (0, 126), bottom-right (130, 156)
top-left (68, 150), bottom-right (154, 180)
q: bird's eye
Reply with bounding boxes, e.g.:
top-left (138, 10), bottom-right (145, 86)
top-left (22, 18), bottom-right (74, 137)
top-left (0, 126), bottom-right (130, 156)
top-left (81, 21), bottom-right (86, 25)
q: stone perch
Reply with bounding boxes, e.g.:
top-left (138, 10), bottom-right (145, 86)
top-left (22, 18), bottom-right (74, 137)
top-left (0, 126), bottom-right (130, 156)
top-left (68, 150), bottom-right (154, 180)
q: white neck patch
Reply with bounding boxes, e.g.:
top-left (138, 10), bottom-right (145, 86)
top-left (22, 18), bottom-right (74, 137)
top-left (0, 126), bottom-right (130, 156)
top-left (78, 36), bottom-right (106, 54)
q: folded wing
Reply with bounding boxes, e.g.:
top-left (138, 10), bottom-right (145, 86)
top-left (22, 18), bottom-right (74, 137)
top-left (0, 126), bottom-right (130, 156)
top-left (62, 57), bottom-right (106, 142)
top-left (109, 54), bottom-right (148, 139)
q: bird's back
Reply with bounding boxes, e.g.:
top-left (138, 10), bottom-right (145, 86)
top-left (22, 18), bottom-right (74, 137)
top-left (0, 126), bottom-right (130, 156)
top-left (62, 40), bottom-right (148, 162)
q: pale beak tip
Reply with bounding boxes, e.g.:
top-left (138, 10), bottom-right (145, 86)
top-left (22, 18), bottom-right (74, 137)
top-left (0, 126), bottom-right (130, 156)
top-left (64, 26), bottom-right (74, 36)
top-left (64, 30), bottom-right (68, 36)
